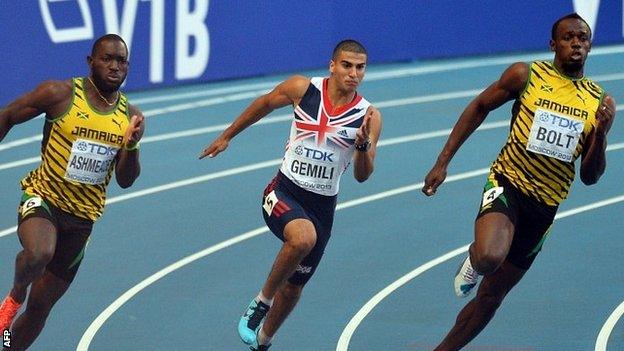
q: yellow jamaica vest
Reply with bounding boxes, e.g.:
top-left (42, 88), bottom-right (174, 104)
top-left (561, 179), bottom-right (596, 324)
top-left (490, 61), bottom-right (604, 206)
top-left (21, 77), bottom-right (130, 220)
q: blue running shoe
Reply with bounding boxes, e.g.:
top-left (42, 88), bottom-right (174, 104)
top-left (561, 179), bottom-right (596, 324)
top-left (238, 299), bottom-right (270, 345)
top-left (454, 256), bottom-right (480, 298)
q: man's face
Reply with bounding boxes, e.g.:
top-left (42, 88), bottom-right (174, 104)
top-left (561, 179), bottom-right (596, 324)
top-left (550, 18), bottom-right (591, 71)
top-left (88, 39), bottom-right (129, 91)
top-left (329, 50), bottom-right (367, 92)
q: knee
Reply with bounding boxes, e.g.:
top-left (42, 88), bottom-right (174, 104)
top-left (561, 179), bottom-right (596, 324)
top-left (471, 250), bottom-right (505, 275)
top-left (286, 233), bottom-right (316, 256)
top-left (21, 247), bottom-right (55, 270)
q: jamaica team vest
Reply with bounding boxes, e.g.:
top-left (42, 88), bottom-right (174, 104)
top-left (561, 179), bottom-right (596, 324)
top-left (490, 61), bottom-right (604, 206)
top-left (280, 77), bottom-right (371, 196)
top-left (21, 77), bottom-right (130, 220)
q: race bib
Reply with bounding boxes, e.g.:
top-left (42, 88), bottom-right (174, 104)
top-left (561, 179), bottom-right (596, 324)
top-left (482, 186), bottom-right (504, 208)
top-left (21, 196), bottom-right (42, 216)
top-left (263, 190), bottom-right (279, 216)
top-left (526, 108), bottom-right (584, 162)
top-left (64, 139), bottom-right (118, 185)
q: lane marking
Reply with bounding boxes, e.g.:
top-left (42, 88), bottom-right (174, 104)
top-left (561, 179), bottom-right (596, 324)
top-left (0, 122), bottom-right (509, 238)
top-left (595, 298), bottom-right (624, 350)
top-left (336, 195), bottom-right (624, 351)
top-left (75, 167), bottom-right (490, 350)
top-left (2, 57), bottom-right (622, 153)
top-left (1, 138), bottom-right (623, 239)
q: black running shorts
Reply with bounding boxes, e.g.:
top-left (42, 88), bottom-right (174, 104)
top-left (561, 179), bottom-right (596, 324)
top-left (261, 172), bottom-right (337, 286)
top-left (17, 192), bottom-right (94, 283)
top-left (476, 173), bottom-right (558, 270)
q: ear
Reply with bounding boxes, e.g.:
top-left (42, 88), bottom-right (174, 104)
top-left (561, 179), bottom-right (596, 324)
top-left (329, 59), bottom-right (335, 74)
top-left (87, 55), bottom-right (93, 66)
top-left (549, 39), bottom-right (556, 52)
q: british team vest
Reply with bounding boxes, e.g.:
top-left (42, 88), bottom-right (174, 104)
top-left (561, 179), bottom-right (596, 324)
top-left (280, 77), bottom-right (371, 196)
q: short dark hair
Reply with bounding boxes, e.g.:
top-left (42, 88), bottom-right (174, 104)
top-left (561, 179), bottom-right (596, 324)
top-left (91, 34), bottom-right (128, 56)
top-left (551, 13), bottom-right (591, 40)
top-left (332, 39), bottom-right (367, 59)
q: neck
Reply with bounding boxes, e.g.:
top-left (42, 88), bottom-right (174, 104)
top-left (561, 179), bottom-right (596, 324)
top-left (87, 76), bottom-right (119, 106)
top-left (553, 60), bottom-right (584, 79)
top-left (326, 78), bottom-right (356, 107)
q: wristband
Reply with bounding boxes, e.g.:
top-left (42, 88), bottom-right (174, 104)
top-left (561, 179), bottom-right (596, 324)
top-left (124, 142), bottom-right (140, 151)
top-left (354, 140), bottom-right (371, 152)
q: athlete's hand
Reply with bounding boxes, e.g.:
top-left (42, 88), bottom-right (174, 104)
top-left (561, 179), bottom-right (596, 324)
top-left (355, 109), bottom-right (373, 146)
top-left (199, 136), bottom-right (229, 159)
top-left (595, 95), bottom-right (616, 136)
top-left (422, 164), bottom-right (447, 196)
top-left (124, 114), bottom-right (144, 149)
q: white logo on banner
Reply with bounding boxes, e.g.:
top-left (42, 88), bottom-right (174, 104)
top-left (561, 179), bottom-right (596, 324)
top-left (572, 0), bottom-right (600, 34)
top-left (38, 0), bottom-right (210, 83)
top-left (39, 0), bottom-right (94, 43)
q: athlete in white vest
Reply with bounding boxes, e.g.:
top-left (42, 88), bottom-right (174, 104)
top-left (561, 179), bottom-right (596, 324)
top-left (200, 39), bottom-right (382, 351)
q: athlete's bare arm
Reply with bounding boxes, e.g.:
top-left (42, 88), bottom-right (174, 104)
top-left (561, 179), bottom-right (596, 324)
top-left (353, 106), bottom-right (382, 182)
top-left (0, 80), bottom-right (72, 142)
top-left (422, 62), bottom-right (529, 196)
top-left (199, 75), bottom-right (310, 159)
top-left (115, 103), bottom-right (145, 188)
top-left (579, 94), bottom-right (616, 185)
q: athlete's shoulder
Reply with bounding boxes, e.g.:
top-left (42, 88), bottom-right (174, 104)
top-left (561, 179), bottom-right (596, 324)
top-left (275, 75), bottom-right (312, 102)
top-left (284, 75), bottom-right (311, 90)
top-left (505, 62), bottom-right (530, 80)
top-left (36, 79), bottom-right (72, 98)
top-left (28, 79), bottom-right (73, 111)
top-left (498, 62), bottom-right (530, 94)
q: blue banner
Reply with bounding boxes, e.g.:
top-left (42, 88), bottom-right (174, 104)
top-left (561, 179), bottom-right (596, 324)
top-left (1, 0), bottom-right (622, 105)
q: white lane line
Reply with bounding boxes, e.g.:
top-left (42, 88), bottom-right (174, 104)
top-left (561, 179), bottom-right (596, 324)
top-left (129, 45), bottom-right (624, 106)
top-left (132, 82), bottom-right (276, 105)
top-left (1, 136), bottom-right (622, 240)
top-left (0, 87), bottom-right (489, 164)
top-left (0, 121), bottom-right (515, 240)
top-left (2, 90), bottom-right (622, 172)
top-left (75, 167), bottom-right (491, 351)
top-left (336, 195), bottom-right (624, 351)
top-left (2, 54), bottom-right (622, 153)
top-left (0, 136), bottom-right (42, 152)
top-left (0, 157), bottom-right (41, 171)
top-left (595, 299), bottom-right (624, 351)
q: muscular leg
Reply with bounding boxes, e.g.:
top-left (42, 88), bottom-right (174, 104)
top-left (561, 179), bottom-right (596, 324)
top-left (435, 211), bottom-right (517, 350)
top-left (11, 218), bottom-right (57, 303)
top-left (470, 212), bottom-right (515, 275)
top-left (434, 260), bottom-right (527, 351)
top-left (5, 271), bottom-right (70, 351)
top-left (261, 218), bottom-right (316, 299)
top-left (261, 281), bottom-right (303, 337)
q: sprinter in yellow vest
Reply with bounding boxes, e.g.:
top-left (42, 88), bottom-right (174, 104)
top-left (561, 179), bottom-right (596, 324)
top-left (422, 13), bottom-right (615, 350)
top-left (0, 34), bottom-right (145, 350)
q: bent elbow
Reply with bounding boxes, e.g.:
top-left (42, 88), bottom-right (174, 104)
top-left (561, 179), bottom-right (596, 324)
top-left (117, 180), bottom-right (134, 189)
top-left (355, 169), bottom-right (373, 183)
top-left (116, 171), bottom-right (140, 189)
top-left (580, 173), bottom-right (600, 186)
